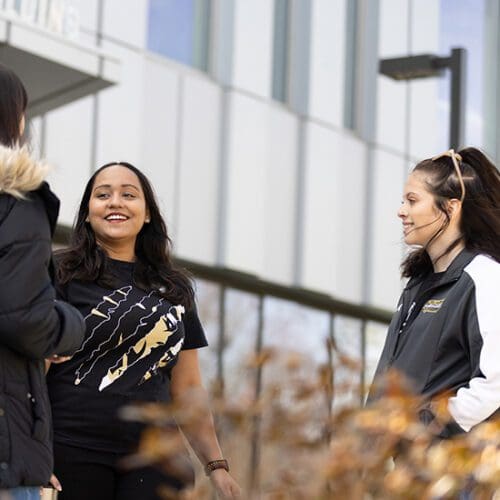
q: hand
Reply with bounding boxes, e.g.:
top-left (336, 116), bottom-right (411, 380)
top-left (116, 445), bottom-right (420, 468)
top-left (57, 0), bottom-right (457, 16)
top-left (209, 469), bottom-right (242, 499)
top-left (419, 399), bottom-right (453, 435)
top-left (46, 354), bottom-right (72, 364)
top-left (49, 474), bottom-right (63, 491)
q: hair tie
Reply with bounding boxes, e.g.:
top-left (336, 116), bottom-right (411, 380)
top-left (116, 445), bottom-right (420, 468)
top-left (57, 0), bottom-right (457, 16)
top-left (431, 149), bottom-right (465, 202)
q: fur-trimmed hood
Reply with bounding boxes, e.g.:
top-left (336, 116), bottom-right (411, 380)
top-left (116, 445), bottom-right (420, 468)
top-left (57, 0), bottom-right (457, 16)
top-left (0, 144), bottom-right (50, 199)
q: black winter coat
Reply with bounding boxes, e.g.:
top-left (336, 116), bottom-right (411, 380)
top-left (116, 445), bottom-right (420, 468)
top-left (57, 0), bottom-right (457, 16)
top-left (0, 146), bottom-right (85, 488)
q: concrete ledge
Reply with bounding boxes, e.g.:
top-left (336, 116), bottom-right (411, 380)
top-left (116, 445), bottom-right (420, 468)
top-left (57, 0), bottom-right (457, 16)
top-left (0, 12), bottom-right (120, 117)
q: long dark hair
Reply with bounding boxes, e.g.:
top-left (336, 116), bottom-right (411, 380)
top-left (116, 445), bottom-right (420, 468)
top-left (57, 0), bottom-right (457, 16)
top-left (0, 64), bottom-right (28, 147)
top-left (402, 147), bottom-right (500, 278)
top-left (56, 162), bottom-right (195, 309)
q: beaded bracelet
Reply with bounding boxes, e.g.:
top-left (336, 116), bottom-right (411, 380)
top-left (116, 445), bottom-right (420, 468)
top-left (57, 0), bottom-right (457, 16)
top-left (205, 459), bottom-right (229, 476)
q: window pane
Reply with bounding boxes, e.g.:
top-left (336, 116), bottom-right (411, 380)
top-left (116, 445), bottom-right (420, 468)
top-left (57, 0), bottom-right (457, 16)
top-left (147, 0), bottom-right (210, 71)
top-left (260, 298), bottom-right (332, 427)
top-left (258, 299), bottom-right (330, 488)
top-left (331, 315), bottom-right (363, 409)
top-left (343, 0), bottom-right (358, 129)
top-left (192, 0), bottom-right (210, 70)
top-left (195, 279), bottom-right (221, 386)
top-left (223, 289), bottom-right (261, 402)
top-left (438, 0), bottom-right (487, 149)
top-left (365, 320), bottom-right (387, 395)
top-left (484, 0), bottom-right (500, 161)
top-left (272, 0), bottom-right (290, 102)
top-left (262, 298), bottom-right (330, 380)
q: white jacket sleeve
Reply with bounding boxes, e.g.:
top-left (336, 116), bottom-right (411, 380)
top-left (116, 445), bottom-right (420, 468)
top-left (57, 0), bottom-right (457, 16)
top-left (448, 255), bottom-right (500, 431)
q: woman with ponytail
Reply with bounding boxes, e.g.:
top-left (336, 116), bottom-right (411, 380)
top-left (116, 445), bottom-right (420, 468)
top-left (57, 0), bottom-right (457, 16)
top-left (368, 147), bottom-right (500, 437)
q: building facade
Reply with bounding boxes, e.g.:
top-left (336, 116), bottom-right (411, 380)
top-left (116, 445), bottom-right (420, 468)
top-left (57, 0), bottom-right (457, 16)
top-left (2, 0), bottom-right (499, 397)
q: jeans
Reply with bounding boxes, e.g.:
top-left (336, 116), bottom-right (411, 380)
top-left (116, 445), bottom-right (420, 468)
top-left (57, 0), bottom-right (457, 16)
top-left (4, 487), bottom-right (41, 500)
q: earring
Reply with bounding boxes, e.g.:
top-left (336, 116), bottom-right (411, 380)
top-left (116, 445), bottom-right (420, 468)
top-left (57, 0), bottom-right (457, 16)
top-left (145, 218), bottom-right (150, 223)
top-left (85, 216), bottom-right (90, 223)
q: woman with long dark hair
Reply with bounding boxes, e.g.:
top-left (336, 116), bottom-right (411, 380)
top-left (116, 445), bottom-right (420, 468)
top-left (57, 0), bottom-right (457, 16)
top-left (369, 147), bottom-right (500, 436)
top-left (0, 64), bottom-right (85, 499)
top-left (47, 162), bottom-right (241, 499)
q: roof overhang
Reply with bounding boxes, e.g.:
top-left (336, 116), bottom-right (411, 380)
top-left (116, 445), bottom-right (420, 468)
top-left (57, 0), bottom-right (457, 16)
top-left (0, 12), bottom-right (120, 118)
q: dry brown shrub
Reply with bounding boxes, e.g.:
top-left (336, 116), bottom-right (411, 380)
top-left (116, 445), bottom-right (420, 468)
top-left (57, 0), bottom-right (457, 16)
top-left (122, 354), bottom-right (500, 500)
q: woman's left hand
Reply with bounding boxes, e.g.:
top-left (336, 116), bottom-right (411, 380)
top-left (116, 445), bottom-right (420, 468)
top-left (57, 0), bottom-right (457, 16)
top-left (209, 469), bottom-right (242, 499)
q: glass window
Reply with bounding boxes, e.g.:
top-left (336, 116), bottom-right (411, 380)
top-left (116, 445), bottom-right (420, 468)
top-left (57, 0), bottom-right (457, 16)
top-left (364, 321), bottom-right (387, 396)
top-left (331, 316), bottom-right (363, 409)
top-left (261, 298), bottom-right (330, 389)
top-left (195, 279), bottom-right (221, 386)
top-left (196, 283), bottom-right (262, 402)
top-left (343, 0), bottom-right (359, 130)
top-left (438, 0), bottom-right (489, 150)
top-left (223, 289), bottom-right (262, 402)
top-left (484, 0), bottom-right (500, 162)
top-left (147, 0), bottom-right (211, 71)
top-left (271, 0), bottom-right (290, 102)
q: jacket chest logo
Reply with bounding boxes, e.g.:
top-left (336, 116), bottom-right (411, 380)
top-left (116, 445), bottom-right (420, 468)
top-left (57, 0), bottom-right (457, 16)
top-left (422, 298), bottom-right (445, 313)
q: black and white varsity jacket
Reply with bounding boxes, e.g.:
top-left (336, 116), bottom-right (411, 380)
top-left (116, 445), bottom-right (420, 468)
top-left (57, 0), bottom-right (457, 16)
top-left (369, 249), bottom-right (500, 434)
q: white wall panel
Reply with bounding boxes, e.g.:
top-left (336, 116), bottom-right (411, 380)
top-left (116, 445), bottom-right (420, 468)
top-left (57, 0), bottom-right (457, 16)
top-left (231, 0), bottom-right (273, 98)
top-left (376, 77), bottom-right (407, 152)
top-left (263, 106), bottom-right (299, 283)
top-left (79, 30), bottom-right (98, 48)
top-left (139, 58), bottom-right (180, 235)
top-left (369, 148), bottom-right (406, 309)
top-left (301, 124), bottom-right (366, 302)
top-left (409, 80), bottom-right (440, 159)
top-left (300, 123), bottom-right (338, 295)
top-left (378, 0), bottom-right (409, 58)
top-left (333, 133), bottom-right (366, 302)
top-left (97, 41), bottom-right (144, 170)
top-left (376, 0), bottom-right (409, 152)
top-left (176, 75), bottom-right (222, 265)
top-left (224, 92), bottom-right (269, 274)
top-left (308, 0), bottom-right (346, 126)
top-left (44, 96), bottom-right (94, 225)
top-left (102, 0), bottom-right (147, 48)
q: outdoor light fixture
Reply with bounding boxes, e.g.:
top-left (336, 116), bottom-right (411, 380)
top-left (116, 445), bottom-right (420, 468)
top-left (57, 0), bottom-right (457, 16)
top-left (379, 48), bottom-right (467, 150)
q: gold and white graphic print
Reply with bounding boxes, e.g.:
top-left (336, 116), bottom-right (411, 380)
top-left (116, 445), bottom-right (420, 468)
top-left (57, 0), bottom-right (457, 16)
top-left (99, 305), bottom-right (185, 391)
top-left (72, 287), bottom-right (186, 391)
top-left (74, 286), bottom-right (132, 385)
top-left (140, 338), bottom-right (183, 384)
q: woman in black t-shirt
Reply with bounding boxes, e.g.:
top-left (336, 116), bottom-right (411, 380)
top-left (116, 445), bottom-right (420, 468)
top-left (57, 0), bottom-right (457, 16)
top-left (47, 162), bottom-right (241, 500)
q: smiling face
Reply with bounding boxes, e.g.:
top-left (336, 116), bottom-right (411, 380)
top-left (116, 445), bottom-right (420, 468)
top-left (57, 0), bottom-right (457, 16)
top-left (398, 171), bottom-right (446, 247)
top-left (87, 165), bottom-right (150, 256)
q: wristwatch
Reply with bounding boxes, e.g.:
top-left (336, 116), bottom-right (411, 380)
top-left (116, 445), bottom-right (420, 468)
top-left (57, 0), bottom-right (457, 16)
top-left (205, 459), bottom-right (229, 476)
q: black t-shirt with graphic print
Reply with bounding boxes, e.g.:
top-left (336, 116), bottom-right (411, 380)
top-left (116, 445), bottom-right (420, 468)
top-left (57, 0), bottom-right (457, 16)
top-left (47, 258), bottom-right (208, 454)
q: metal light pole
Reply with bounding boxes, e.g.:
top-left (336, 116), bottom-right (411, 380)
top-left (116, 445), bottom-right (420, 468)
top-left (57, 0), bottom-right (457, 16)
top-left (379, 48), bottom-right (467, 150)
